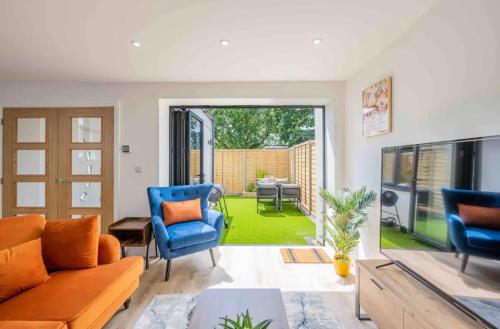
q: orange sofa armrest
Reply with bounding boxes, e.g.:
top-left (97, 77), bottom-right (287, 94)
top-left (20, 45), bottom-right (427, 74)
top-left (98, 234), bottom-right (121, 265)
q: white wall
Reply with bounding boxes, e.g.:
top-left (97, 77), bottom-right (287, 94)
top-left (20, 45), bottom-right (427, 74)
top-left (0, 82), bottom-right (344, 228)
top-left (344, 0), bottom-right (500, 258)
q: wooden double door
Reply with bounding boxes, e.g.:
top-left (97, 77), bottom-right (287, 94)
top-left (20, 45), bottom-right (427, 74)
top-left (2, 107), bottom-right (114, 231)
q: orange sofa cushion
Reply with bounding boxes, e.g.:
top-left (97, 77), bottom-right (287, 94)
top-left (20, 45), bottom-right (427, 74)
top-left (458, 204), bottom-right (500, 229)
top-left (0, 256), bottom-right (143, 329)
top-left (162, 198), bottom-right (202, 226)
top-left (97, 234), bottom-right (121, 265)
top-left (42, 216), bottom-right (99, 270)
top-left (0, 321), bottom-right (67, 329)
top-left (0, 215), bottom-right (46, 250)
top-left (0, 239), bottom-right (50, 303)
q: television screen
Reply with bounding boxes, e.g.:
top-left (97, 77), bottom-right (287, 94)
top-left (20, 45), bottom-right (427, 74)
top-left (380, 136), bottom-right (500, 328)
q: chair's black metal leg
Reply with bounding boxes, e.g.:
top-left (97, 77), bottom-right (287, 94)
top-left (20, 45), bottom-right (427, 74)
top-left (145, 242), bottom-right (150, 270)
top-left (461, 254), bottom-right (469, 273)
top-left (155, 239), bottom-right (158, 258)
top-left (455, 251), bottom-right (459, 258)
top-left (220, 200), bottom-right (228, 228)
top-left (121, 245), bottom-right (126, 258)
top-left (165, 259), bottom-right (172, 281)
top-left (222, 195), bottom-right (229, 218)
top-left (209, 249), bottom-right (216, 267)
top-left (151, 228), bottom-right (158, 259)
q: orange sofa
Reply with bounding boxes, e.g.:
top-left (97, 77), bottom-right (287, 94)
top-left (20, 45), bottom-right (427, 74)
top-left (0, 215), bottom-right (144, 329)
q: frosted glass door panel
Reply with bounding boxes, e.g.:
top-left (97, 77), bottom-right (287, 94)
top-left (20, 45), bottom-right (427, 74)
top-left (72, 118), bottom-right (101, 143)
top-left (72, 182), bottom-right (101, 207)
top-left (16, 182), bottom-right (45, 207)
top-left (17, 150), bottom-right (45, 175)
top-left (17, 118), bottom-right (46, 142)
top-left (72, 150), bottom-right (101, 175)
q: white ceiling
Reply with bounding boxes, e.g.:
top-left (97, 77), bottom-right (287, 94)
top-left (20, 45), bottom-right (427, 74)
top-left (0, 0), bottom-right (438, 82)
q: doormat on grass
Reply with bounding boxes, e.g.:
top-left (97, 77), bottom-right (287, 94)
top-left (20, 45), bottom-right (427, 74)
top-left (280, 248), bottom-right (332, 264)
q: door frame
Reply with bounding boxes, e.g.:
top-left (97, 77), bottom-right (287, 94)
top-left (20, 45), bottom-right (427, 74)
top-left (1, 106), bottom-right (115, 230)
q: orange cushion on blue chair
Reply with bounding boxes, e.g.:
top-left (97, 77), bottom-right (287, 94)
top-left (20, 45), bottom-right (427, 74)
top-left (458, 204), bottom-right (500, 229)
top-left (162, 198), bottom-right (202, 226)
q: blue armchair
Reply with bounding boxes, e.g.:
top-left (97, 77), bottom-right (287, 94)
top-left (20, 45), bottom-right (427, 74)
top-left (442, 188), bottom-right (500, 273)
top-left (147, 184), bottom-right (224, 281)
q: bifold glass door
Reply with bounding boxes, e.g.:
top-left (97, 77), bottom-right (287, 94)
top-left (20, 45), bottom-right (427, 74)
top-left (189, 113), bottom-right (203, 184)
top-left (170, 108), bottom-right (213, 186)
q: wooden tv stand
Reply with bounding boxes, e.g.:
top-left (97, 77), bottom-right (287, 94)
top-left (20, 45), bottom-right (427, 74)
top-left (355, 260), bottom-right (487, 329)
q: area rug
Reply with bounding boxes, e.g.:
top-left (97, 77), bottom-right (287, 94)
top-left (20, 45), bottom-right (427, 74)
top-left (280, 248), bottom-right (332, 264)
top-left (134, 292), bottom-right (340, 329)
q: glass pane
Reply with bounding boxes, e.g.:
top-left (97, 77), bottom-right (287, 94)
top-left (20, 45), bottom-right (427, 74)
top-left (17, 150), bottom-right (45, 175)
top-left (16, 182), bottom-right (45, 207)
top-left (17, 118), bottom-right (46, 143)
top-left (398, 148), bottom-right (414, 186)
top-left (71, 182), bottom-right (101, 207)
top-left (382, 149), bottom-right (396, 184)
top-left (72, 150), bottom-right (101, 175)
top-left (414, 143), bottom-right (453, 245)
top-left (189, 115), bottom-right (202, 185)
top-left (72, 117), bottom-right (101, 143)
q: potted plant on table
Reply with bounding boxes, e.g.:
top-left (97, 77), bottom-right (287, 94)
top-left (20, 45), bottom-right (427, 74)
top-left (320, 186), bottom-right (377, 277)
top-left (217, 310), bottom-right (272, 329)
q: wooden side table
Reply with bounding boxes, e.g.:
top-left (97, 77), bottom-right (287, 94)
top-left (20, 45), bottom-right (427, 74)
top-left (109, 217), bottom-right (157, 269)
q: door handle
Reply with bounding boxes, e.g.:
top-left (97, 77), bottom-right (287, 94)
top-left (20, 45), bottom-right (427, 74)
top-left (370, 278), bottom-right (384, 291)
top-left (55, 178), bottom-right (67, 184)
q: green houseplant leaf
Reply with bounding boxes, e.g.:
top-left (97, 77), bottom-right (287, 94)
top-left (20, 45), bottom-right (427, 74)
top-left (216, 310), bottom-right (273, 329)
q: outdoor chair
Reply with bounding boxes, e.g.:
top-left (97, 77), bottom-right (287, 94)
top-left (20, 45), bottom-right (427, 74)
top-left (256, 183), bottom-right (279, 212)
top-left (209, 183), bottom-right (229, 228)
top-left (278, 183), bottom-right (301, 210)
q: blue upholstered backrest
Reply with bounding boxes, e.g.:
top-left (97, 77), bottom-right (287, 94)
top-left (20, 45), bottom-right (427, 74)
top-left (147, 184), bottom-right (214, 221)
top-left (442, 188), bottom-right (500, 216)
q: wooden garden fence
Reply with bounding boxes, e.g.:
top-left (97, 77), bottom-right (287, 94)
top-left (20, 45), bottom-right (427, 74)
top-left (213, 140), bottom-right (316, 216)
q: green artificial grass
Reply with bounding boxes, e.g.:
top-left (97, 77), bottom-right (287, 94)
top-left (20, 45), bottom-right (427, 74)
top-left (218, 196), bottom-right (315, 245)
top-left (381, 226), bottom-right (435, 250)
top-left (414, 217), bottom-right (448, 243)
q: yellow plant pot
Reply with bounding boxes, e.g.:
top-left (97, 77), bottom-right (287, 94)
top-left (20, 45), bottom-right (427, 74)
top-left (334, 259), bottom-right (350, 277)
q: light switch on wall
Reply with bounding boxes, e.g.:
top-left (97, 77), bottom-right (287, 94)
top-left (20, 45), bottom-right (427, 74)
top-left (134, 166), bottom-right (142, 173)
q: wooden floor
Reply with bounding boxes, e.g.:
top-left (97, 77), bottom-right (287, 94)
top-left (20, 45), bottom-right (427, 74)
top-left (104, 246), bottom-right (376, 329)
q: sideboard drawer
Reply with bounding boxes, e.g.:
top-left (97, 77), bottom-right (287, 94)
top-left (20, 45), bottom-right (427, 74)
top-left (359, 266), bottom-right (404, 329)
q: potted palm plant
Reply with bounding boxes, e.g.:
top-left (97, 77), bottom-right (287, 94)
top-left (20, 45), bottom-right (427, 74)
top-left (320, 186), bottom-right (377, 277)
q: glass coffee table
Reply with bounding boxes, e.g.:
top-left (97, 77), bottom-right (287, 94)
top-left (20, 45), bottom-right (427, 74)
top-left (188, 288), bottom-right (289, 329)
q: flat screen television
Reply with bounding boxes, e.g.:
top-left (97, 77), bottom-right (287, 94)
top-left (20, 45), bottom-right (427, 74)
top-left (380, 135), bottom-right (500, 329)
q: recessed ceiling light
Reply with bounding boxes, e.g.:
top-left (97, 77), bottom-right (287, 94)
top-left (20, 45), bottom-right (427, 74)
top-left (313, 38), bottom-right (322, 45)
top-left (131, 40), bottom-right (141, 48)
top-left (220, 39), bottom-right (229, 47)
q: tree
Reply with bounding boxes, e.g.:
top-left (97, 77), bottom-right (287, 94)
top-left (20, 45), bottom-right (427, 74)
top-left (210, 108), bottom-right (274, 149)
top-left (209, 107), bottom-right (314, 149)
top-left (270, 108), bottom-right (314, 147)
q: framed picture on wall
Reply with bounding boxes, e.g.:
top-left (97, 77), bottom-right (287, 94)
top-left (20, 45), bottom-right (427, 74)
top-left (362, 76), bottom-right (392, 137)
